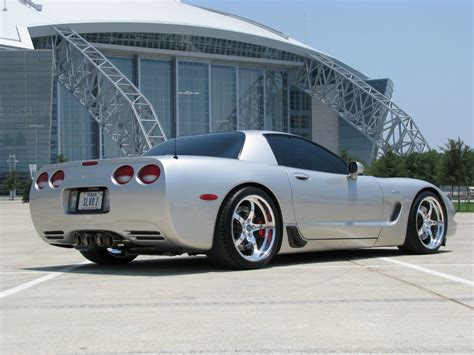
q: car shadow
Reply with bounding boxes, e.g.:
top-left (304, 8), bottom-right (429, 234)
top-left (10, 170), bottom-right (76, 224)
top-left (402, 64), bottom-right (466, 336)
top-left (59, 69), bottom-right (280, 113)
top-left (23, 247), bottom-right (451, 277)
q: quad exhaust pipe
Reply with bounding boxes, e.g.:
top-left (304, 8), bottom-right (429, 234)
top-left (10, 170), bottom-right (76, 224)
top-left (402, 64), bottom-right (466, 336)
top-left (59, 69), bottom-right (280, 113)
top-left (72, 232), bottom-right (118, 248)
top-left (95, 233), bottom-right (105, 247)
top-left (95, 233), bottom-right (114, 248)
top-left (72, 232), bottom-right (82, 245)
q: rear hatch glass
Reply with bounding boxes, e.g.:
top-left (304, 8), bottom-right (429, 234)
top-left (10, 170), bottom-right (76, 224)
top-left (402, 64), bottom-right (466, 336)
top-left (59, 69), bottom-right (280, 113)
top-left (144, 132), bottom-right (245, 159)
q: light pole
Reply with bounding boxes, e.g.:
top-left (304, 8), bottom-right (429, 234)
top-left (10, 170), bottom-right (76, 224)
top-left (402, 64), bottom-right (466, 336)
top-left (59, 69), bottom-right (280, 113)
top-left (177, 90), bottom-right (200, 136)
top-left (29, 124), bottom-right (45, 167)
top-left (6, 154), bottom-right (18, 200)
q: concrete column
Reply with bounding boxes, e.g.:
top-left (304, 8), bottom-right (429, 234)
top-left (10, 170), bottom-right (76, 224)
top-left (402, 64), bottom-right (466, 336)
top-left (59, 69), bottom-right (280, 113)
top-left (312, 96), bottom-right (339, 154)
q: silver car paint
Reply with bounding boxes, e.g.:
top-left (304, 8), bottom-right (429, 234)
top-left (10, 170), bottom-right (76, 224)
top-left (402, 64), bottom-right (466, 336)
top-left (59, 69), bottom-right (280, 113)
top-left (29, 131), bottom-right (457, 255)
top-left (286, 167), bottom-right (384, 240)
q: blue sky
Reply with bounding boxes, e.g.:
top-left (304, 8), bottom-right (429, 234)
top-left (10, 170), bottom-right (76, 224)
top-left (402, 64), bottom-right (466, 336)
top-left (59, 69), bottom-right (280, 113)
top-left (187, 0), bottom-right (473, 149)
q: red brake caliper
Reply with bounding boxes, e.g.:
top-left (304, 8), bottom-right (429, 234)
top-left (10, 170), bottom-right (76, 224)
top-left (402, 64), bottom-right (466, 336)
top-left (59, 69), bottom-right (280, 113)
top-left (255, 218), bottom-right (265, 238)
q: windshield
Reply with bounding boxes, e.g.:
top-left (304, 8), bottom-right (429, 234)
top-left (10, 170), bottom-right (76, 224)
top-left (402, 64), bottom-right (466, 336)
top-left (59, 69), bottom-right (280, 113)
top-left (144, 132), bottom-right (245, 159)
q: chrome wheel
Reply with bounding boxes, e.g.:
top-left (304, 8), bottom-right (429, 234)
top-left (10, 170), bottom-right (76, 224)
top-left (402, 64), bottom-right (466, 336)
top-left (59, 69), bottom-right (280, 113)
top-left (416, 196), bottom-right (445, 249)
top-left (232, 195), bottom-right (276, 262)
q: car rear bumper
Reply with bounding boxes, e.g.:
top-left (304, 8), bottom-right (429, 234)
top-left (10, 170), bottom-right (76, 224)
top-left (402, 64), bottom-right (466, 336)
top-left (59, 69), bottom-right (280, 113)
top-left (30, 188), bottom-right (181, 251)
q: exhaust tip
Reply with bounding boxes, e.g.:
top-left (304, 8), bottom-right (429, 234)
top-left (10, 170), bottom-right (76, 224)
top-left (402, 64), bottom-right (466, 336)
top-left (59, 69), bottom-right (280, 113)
top-left (72, 232), bottom-right (82, 245)
top-left (104, 233), bottom-right (115, 248)
top-left (95, 233), bottom-right (105, 247)
top-left (82, 233), bottom-right (93, 246)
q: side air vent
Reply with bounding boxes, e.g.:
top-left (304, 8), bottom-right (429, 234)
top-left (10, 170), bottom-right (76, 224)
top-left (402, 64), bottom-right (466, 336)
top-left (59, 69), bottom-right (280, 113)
top-left (126, 231), bottom-right (164, 241)
top-left (44, 231), bottom-right (65, 240)
top-left (135, 236), bottom-right (165, 241)
top-left (390, 202), bottom-right (402, 222)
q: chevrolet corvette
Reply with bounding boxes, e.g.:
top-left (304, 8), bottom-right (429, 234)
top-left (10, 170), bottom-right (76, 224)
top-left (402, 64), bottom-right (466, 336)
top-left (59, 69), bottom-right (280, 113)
top-left (29, 131), bottom-right (456, 269)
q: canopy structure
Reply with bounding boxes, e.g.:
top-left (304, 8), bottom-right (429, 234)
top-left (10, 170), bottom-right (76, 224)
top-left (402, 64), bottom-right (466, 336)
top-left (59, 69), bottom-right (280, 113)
top-left (1, 0), bottom-right (429, 157)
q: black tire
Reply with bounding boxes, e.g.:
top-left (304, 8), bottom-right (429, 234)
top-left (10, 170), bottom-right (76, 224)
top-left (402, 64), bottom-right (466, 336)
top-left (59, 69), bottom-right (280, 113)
top-left (399, 190), bottom-right (446, 254)
top-left (207, 187), bottom-right (282, 269)
top-left (79, 249), bottom-right (137, 265)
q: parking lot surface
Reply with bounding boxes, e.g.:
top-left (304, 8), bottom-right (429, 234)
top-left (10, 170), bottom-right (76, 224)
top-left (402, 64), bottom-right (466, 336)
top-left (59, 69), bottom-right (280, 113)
top-left (0, 200), bottom-right (473, 353)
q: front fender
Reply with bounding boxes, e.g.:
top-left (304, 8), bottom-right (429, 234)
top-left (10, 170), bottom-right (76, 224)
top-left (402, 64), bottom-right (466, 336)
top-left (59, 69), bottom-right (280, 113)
top-left (374, 178), bottom-right (456, 246)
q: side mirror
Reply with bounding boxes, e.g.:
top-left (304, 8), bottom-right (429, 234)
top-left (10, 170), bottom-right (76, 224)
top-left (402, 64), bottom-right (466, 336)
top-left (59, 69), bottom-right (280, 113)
top-left (348, 161), bottom-right (364, 180)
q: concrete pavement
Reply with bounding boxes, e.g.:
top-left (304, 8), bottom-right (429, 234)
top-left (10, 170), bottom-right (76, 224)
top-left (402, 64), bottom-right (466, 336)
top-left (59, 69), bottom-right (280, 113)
top-left (0, 200), bottom-right (472, 353)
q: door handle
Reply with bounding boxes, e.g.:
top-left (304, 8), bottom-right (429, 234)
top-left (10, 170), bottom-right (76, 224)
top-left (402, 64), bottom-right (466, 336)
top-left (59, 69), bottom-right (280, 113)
top-left (294, 173), bottom-right (311, 181)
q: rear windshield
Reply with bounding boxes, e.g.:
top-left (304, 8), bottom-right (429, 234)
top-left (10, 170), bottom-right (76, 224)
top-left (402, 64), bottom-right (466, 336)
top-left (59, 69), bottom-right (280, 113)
top-left (144, 132), bottom-right (245, 159)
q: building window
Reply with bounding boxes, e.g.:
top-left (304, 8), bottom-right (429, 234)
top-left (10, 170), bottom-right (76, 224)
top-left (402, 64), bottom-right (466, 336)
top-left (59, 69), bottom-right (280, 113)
top-left (177, 61), bottom-right (210, 137)
top-left (211, 65), bottom-right (237, 132)
top-left (265, 71), bottom-right (288, 132)
top-left (58, 85), bottom-right (99, 161)
top-left (103, 56), bottom-right (136, 158)
top-left (289, 85), bottom-right (312, 139)
top-left (74, 33), bottom-right (304, 63)
top-left (140, 58), bottom-right (174, 138)
top-left (238, 68), bottom-right (264, 130)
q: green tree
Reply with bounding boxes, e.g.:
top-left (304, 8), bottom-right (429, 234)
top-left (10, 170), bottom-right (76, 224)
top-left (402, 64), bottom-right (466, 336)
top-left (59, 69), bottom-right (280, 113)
top-left (340, 149), bottom-right (360, 164)
top-left (366, 148), bottom-right (405, 177)
top-left (57, 154), bottom-right (68, 163)
top-left (3, 172), bottom-right (20, 200)
top-left (438, 138), bottom-right (469, 209)
top-left (21, 178), bottom-right (32, 203)
top-left (461, 147), bottom-right (474, 210)
top-left (403, 150), bottom-right (441, 185)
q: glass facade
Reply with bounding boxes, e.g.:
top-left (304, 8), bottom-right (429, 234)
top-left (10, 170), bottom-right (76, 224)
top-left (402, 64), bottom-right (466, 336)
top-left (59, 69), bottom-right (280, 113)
top-left (0, 50), bottom-right (53, 178)
top-left (177, 61), bottom-right (210, 137)
top-left (50, 80), bottom-right (58, 163)
top-left (210, 65), bottom-right (237, 132)
top-left (0, 41), bottom-right (318, 181)
top-left (0, 30), bottom-right (402, 184)
top-left (265, 71), bottom-right (288, 132)
top-left (78, 32), bottom-right (303, 63)
top-left (102, 56), bottom-right (136, 158)
top-left (57, 85), bottom-right (99, 162)
top-left (50, 54), bottom-right (297, 162)
top-left (238, 68), bottom-right (264, 130)
top-left (289, 85), bottom-right (312, 139)
top-left (109, 56), bottom-right (135, 83)
top-left (140, 58), bottom-right (174, 137)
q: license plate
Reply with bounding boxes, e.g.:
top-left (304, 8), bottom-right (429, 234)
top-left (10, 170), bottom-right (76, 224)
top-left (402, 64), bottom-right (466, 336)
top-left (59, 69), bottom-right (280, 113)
top-left (78, 191), bottom-right (104, 211)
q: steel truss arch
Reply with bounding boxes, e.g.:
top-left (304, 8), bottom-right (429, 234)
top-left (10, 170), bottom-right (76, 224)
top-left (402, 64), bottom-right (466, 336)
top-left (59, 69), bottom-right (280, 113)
top-left (51, 27), bottom-right (167, 157)
top-left (289, 51), bottom-right (430, 156)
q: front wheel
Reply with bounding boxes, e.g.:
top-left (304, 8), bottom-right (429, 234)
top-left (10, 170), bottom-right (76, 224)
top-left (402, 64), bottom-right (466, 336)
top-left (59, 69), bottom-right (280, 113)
top-left (207, 187), bottom-right (282, 269)
top-left (399, 191), bottom-right (446, 254)
top-left (79, 248), bottom-right (137, 265)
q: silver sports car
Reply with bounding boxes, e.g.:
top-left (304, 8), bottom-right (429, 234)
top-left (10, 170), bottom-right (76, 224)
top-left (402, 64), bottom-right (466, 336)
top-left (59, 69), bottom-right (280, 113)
top-left (30, 131), bottom-right (456, 269)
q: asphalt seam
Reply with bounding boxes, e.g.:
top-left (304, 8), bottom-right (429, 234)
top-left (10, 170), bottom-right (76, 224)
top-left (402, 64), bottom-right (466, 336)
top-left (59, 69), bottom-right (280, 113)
top-left (346, 258), bottom-right (473, 310)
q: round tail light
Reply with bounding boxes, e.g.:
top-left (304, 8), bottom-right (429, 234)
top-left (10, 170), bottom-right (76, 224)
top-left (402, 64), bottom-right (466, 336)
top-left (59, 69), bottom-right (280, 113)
top-left (113, 165), bottom-right (134, 185)
top-left (36, 172), bottom-right (49, 190)
top-left (50, 170), bottom-right (65, 188)
top-left (138, 165), bottom-right (161, 184)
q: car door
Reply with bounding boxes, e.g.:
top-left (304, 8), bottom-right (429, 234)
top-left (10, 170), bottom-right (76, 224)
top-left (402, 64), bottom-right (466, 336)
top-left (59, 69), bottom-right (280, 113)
top-left (264, 134), bottom-right (384, 240)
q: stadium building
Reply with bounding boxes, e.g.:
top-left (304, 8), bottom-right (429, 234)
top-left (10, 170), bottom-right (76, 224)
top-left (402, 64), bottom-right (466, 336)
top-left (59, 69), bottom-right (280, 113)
top-left (0, 0), bottom-right (429, 182)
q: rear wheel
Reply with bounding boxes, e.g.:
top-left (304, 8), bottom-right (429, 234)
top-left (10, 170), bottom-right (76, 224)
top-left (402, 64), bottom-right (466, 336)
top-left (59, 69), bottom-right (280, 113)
top-left (207, 187), bottom-right (282, 269)
top-left (399, 191), bottom-right (446, 254)
top-left (79, 248), bottom-right (137, 265)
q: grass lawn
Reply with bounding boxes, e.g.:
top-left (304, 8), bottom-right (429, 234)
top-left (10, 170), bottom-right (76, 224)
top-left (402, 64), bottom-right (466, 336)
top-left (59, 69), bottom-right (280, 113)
top-left (453, 201), bottom-right (474, 212)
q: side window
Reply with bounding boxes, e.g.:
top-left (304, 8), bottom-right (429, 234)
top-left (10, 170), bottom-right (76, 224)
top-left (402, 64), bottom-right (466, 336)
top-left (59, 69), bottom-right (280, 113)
top-left (265, 134), bottom-right (347, 174)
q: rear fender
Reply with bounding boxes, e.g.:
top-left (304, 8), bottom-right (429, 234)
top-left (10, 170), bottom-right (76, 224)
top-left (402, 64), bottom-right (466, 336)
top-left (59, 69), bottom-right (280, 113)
top-left (160, 156), bottom-right (294, 251)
